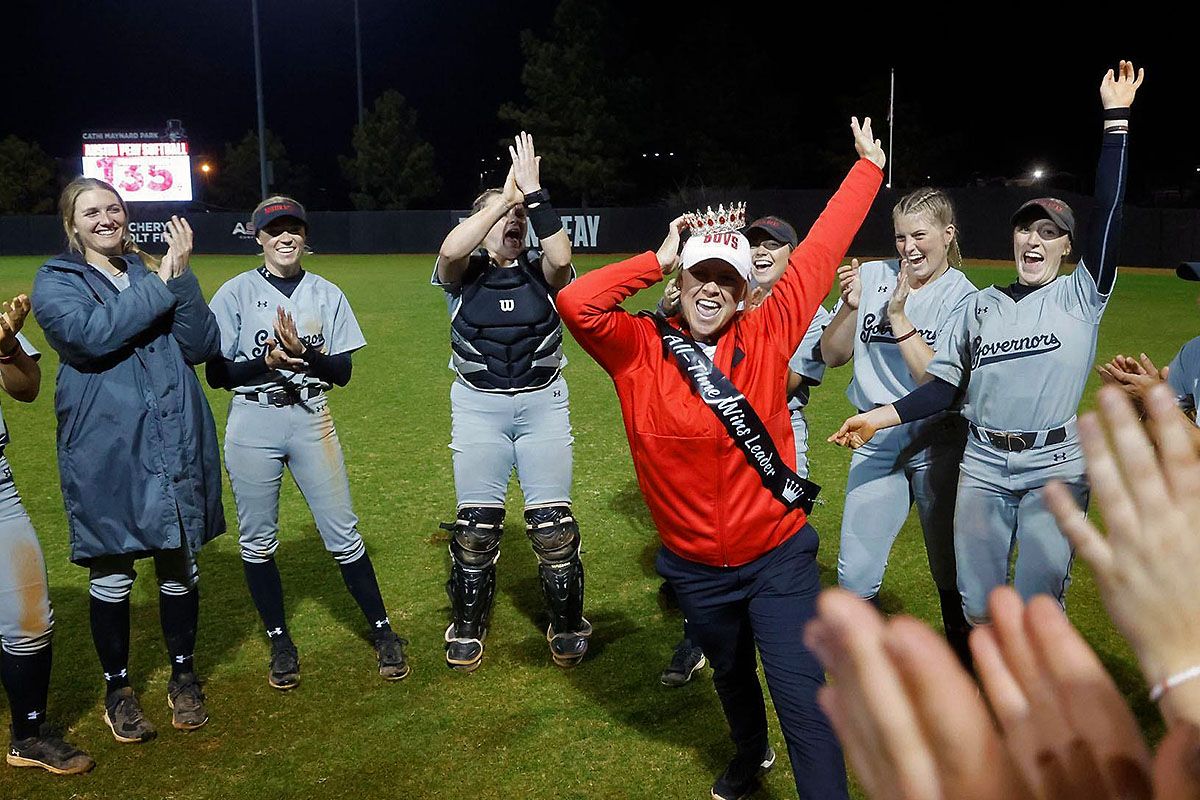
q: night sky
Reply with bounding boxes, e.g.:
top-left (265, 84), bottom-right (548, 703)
top-left (3, 1), bottom-right (1194, 209)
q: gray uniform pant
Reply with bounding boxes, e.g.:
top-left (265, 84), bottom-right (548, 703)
top-left (449, 376), bottom-right (574, 507)
top-left (837, 416), bottom-right (965, 599)
top-left (954, 435), bottom-right (1088, 625)
top-left (224, 395), bottom-right (365, 564)
top-left (0, 455), bottom-right (53, 655)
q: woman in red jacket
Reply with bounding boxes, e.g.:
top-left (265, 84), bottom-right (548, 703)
top-left (559, 119), bottom-right (884, 800)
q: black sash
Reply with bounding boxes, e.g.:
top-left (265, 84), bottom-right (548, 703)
top-left (650, 315), bottom-right (820, 513)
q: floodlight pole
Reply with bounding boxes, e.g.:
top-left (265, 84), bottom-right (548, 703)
top-left (354, 0), bottom-right (365, 129)
top-left (252, 0), bottom-right (269, 199)
top-left (887, 68), bottom-right (895, 189)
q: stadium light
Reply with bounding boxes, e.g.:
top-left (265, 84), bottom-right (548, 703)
top-left (200, 163), bottom-right (212, 175)
top-left (1032, 167), bottom-right (1046, 180)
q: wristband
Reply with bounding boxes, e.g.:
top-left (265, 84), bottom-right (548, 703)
top-left (894, 328), bottom-right (919, 344)
top-left (1150, 664), bottom-right (1200, 702)
top-left (1103, 107), bottom-right (1131, 121)
top-left (525, 192), bottom-right (563, 239)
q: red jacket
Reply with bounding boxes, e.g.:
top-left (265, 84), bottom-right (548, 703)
top-left (559, 159), bottom-right (882, 567)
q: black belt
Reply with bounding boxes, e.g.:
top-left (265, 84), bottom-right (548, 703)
top-left (238, 386), bottom-right (323, 407)
top-left (969, 422), bottom-right (1067, 453)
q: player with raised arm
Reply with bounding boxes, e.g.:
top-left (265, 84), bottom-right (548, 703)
top-left (830, 61), bottom-right (1142, 625)
top-left (206, 197), bottom-right (410, 689)
top-left (559, 117), bottom-right (884, 800)
top-left (819, 188), bottom-right (976, 664)
top-left (434, 132), bottom-right (588, 671)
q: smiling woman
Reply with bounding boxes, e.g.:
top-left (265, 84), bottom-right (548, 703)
top-left (32, 175), bottom-right (226, 745)
top-left (830, 60), bottom-right (1145, 626)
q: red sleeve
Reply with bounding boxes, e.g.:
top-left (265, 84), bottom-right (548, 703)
top-left (558, 251), bottom-right (663, 376)
top-left (758, 158), bottom-right (883, 354)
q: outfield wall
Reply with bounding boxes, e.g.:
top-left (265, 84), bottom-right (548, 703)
top-left (3, 189), bottom-right (1198, 266)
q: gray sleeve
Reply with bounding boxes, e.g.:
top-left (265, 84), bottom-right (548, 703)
top-left (788, 305), bottom-right (831, 384)
top-left (1168, 339), bottom-right (1200, 414)
top-left (924, 296), bottom-right (974, 388)
top-left (207, 282), bottom-right (241, 361)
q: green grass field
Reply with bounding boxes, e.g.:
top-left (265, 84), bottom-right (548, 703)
top-left (0, 253), bottom-right (1189, 800)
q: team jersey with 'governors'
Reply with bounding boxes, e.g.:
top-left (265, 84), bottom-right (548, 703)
top-left (1167, 335), bottom-right (1200, 422)
top-left (208, 266), bottom-right (366, 394)
top-left (834, 259), bottom-right (976, 611)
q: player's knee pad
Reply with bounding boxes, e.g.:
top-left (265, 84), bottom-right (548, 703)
top-left (526, 505), bottom-right (585, 633)
top-left (445, 506), bottom-right (505, 638)
top-left (524, 504), bottom-right (580, 566)
top-left (449, 506), bottom-right (505, 569)
top-left (89, 572), bottom-right (135, 603)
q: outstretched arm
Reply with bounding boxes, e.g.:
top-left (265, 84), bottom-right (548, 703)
top-left (1085, 60), bottom-right (1143, 295)
top-left (437, 166), bottom-right (523, 285)
top-left (509, 132), bottom-right (572, 288)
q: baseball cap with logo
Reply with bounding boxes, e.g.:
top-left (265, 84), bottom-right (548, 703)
top-left (680, 231), bottom-right (753, 283)
top-left (1010, 197), bottom-right (1075, 241)
top-left (744, 216), bottom-right (799, 248)
top-left (252, 198), bottom-right (307, 232)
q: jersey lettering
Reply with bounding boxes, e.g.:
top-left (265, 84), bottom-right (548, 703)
top-left (972, 332), bottom-right (1062, 369)
top-left (858, 312), bottom-right (936, 346)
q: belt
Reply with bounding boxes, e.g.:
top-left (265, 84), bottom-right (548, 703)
top-left (969, 421), bottom-right (1070, 453)
top-left (237, 386), bottom-right (323, 407)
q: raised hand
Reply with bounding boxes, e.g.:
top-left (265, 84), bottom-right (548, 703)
top-left (838, 259), bottom-right (862, 310)
top-left (659, 277), bottom-right (681, 315)
top-left (1100, 60), bottom-right (1144, 110)
top-left (851, 116), bottom-right (886, 170)
top-left (509, 131), bottom-right (543, 196)
top-left (501, 164), bottom-right (522, 208)
top-left (0, 294), bottom-right (31, 355)
top-left (273, 306), bottom-right (306, 358)
top-left (1095, 353), bottom-right (1167, 403)
top-left (887, 261), bottom-right (913, 320)
top-left (1045, 384), bottom-right (1200, 728)
top-left (159, 215), bottom-right (194, 282)
top-left (656, 215), bottom-right (689, 274)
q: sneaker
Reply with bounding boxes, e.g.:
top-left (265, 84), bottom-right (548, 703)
top-left (268, 639), bottom-right (301, 690)
top-left (166, 673), bottom-right (209, 731)
top-left (104, 687), bottom-right (157, 743)
top-left (374, 631), bottom-right (411, 681)
top-left (711, 745), bottom-right (776, 800)
top-left (546, 617), bottom-right (593, 668)
top-left (444, 624), bottom-right (485, 672)
top-left (660, 639), bottom-right (707, 687)
top-left (6, 731), bottom-right (95, 775)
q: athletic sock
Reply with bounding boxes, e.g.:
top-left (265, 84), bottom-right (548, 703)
top-left (338, 552), bottom-right (392, 636)
top-left (1, 644), bottom-right (52, 741)
top-left (242, 558), bottom-right (290, 642)
top-left (89, 595), bottom-right (132, 694)
top-left (159, 587), bottom-right (199, 681)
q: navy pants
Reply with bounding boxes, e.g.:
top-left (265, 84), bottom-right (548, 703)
top-left (656, 525), bottom-right (848, 800)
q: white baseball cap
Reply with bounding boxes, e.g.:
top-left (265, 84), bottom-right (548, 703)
top-left (680, 231), bottom-right (753, 283)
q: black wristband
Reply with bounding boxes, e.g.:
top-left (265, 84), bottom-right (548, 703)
top-left (1103, 106), bottom-right (1131, 121)
top-left (523, 188), bottom-right (551, 207)
top-left (527, 200), bottom-right (563, 239)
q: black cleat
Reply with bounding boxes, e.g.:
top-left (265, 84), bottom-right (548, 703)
top-left (444, 624), bottom-right (485, 672)
top-left (104, 687), bottom-right (156, 743)
top-left (546, 617), bottom-right (592, 668)
top-left (166, 673), bottom-right (209, 731)
top-left (374, 631), bottom-right (411, 681)
top-left (660, 639), bottom-right (707, 687)
top-left (711, 744), bottom-right (776, 800)
top-left (268, 638), bottom-right (301, 690)
top-left (6, 730), bottom-right (95, 775)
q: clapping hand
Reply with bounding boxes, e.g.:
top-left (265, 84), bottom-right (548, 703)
top-left (509, 131), bottom-right (543, 196)
top-left (887, 261), bottom-right (913, 320)
top-left (158, 216), bottom-right (194, 282)
top-left (0, 294), bottom-right (31, 356)
top-left (838, 259), bottom-right (862, 310)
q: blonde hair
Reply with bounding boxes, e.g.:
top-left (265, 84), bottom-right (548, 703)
top-left (59, 177), bottom-right (159, 268)
top-left (892, 187), bottom-right (962, 268)
top-left (471, 188), bottom-right (502, 214)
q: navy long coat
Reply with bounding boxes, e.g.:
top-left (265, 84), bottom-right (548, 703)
top-left (32, 251), bottom-right (225, 563)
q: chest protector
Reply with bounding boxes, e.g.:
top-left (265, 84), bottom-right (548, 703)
top-left (451, 252), bottom-right (564, 392)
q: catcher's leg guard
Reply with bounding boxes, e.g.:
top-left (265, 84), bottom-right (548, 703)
top-left (525, 504), bottom-right (590, 667)
top-left (444, 506), bottom-right (504, 671)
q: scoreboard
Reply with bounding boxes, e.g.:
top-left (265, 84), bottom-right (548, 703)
top-left (81, 126), bottom-right (193, 203)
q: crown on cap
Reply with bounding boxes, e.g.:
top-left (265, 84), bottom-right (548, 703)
top-left (684, 203), bottom-right (747, 236)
